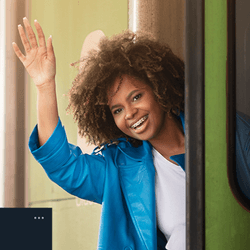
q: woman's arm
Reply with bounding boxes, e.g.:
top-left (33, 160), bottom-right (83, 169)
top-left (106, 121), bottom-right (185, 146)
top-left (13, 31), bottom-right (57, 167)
top-left (12, 17), bottom-right (58, 146)
top-left (29, 117), bottom-right (106, 203)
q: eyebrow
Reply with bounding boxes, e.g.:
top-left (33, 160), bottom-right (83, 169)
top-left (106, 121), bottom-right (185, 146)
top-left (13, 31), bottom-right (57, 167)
top-left (110, 89), bottom-right (139, 111)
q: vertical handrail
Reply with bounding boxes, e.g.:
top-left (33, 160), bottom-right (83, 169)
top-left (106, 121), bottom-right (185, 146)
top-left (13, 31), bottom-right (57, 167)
top-left (185, 0), bottom-right (205, 250)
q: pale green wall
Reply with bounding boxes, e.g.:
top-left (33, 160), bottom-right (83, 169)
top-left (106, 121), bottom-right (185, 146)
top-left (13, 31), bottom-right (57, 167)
top-left (205, 1), bottom-right (250, 249)
top-left (28, 1), bottom-right (127, 249)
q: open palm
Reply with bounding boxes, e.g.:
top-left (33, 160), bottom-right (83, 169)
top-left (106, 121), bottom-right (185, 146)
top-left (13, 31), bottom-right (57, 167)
top-left (12, 18), bottom-right (56, 87)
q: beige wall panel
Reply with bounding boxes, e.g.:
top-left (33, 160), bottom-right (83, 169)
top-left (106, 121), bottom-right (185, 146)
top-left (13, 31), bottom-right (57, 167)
top-left (32, 199), bottom-right (101, 250)
top-left (5, 0), bottom-right (29, 207)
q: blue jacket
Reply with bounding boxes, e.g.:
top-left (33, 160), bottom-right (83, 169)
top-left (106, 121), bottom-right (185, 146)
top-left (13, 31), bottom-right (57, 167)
top-left (29, 112), bottom-right (185, 250)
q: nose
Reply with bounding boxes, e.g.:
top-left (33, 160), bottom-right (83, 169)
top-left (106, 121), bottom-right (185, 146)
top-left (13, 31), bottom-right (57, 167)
top-left (125, 107), bottom-right (137, 120)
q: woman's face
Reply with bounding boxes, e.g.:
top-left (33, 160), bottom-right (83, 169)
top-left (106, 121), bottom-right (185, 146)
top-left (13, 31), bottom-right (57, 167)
top-left (108, 75), bottom-right (167, 141)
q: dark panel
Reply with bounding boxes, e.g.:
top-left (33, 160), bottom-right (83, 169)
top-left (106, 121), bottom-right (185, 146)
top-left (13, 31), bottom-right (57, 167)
top-left (0, 208), bottom-right (52, 250)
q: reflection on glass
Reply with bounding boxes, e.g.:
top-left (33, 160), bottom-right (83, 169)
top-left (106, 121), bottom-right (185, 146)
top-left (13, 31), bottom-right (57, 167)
top-left (236, 111), bottom-right (250, 200)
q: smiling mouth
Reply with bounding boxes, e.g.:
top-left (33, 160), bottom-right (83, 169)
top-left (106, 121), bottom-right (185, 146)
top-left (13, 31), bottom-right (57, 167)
top-left (131, 115), bottom-right (148, 129)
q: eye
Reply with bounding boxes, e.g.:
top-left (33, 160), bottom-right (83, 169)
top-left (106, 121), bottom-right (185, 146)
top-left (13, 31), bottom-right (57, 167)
top-left (133, 93), bottom-right (142, 102)
top-left (113, 108), bottom-right (123, 115)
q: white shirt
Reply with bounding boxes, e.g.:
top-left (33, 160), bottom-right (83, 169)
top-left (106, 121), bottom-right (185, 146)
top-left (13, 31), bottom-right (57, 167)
top-left (153, 148), bottom-right (186, 250)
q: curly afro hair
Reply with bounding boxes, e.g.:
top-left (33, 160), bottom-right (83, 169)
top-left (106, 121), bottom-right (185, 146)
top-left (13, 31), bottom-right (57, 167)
top-left (67, 30), bottom-right (184, 146)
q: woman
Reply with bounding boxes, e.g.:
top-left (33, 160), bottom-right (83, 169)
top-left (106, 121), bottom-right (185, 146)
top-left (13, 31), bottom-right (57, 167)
top-left (13, 17), bottom-right (185, 250)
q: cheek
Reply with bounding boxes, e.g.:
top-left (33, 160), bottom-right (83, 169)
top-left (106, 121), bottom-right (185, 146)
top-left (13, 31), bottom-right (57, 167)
top-left (113, 116), bottom-right (126, 132)
top-left (114, 116), bottom-right (134, 137)
top-left (151, 103), bottom-right (166, 123)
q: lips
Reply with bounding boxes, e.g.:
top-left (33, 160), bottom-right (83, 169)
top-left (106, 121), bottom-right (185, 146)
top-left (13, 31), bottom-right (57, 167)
top-left (130, 115), bottom-right (148, 129)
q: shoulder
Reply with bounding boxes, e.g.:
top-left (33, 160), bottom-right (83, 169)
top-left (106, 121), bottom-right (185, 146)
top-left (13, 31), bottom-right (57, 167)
top-left (236, 110), bottom-right (250, 146)
top-left (236, 110), bottom-right (250, 136)
top-left (236, 110), bottom-right (250, 127)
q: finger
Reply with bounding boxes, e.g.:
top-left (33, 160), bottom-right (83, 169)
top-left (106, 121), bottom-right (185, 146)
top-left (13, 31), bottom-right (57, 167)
top-left (18, 24), bottom-right (31, 53)
top-left (47, 36), bottom-right (55, 60)
top-left (23, 17), bottom-right (38, 49)
top-left (34, 20), bottom-right (46, 47)
top-left (12, 42), bottom-right (26, 63)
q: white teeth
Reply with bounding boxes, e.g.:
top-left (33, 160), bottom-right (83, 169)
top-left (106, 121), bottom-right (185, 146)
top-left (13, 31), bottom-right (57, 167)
top-left (131, 115), bottom-right (148, 129)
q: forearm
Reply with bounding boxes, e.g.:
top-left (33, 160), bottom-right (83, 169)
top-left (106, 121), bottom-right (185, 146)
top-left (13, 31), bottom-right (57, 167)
top-left (37, 79), bottom-right (59, 146)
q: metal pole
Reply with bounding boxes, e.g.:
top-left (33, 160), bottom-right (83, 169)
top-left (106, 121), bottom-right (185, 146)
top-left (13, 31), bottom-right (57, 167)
top-left (185, 0), bottom-right (205, 249)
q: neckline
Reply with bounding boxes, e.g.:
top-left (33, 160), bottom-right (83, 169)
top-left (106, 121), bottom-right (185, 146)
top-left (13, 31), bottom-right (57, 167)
top-left (152, 147), bottom-right (179, 166)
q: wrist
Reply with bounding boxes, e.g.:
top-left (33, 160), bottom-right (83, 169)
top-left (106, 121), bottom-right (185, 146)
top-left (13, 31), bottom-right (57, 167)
top-left (36, 78), bottom-right (56, 93)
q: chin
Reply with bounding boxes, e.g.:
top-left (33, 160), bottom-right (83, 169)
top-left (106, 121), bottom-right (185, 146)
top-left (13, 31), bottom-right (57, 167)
top-left (130, 131), bottom-right (156, 142)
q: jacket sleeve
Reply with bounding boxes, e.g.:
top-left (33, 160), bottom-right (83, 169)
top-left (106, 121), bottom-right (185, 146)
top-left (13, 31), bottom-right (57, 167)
top-left (28, 118), bottom-right (106, 204)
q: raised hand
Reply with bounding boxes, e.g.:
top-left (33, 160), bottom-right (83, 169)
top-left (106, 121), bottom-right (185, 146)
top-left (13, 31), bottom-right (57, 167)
top-left (12, 17), bottom-right (56, 87)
